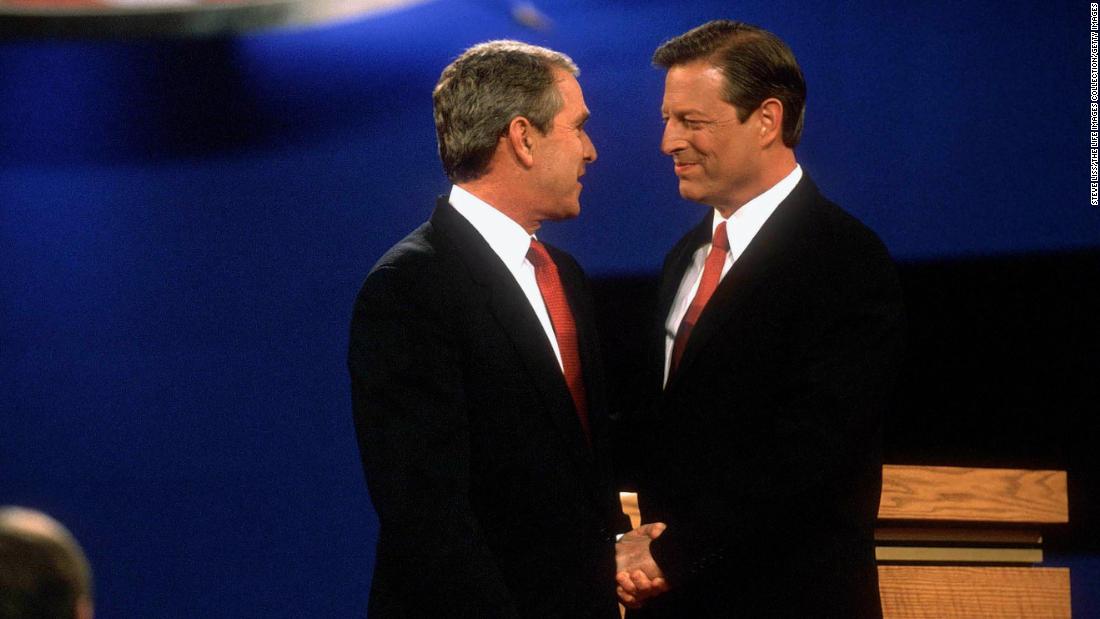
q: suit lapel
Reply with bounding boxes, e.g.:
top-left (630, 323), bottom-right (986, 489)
top-left (657, 214), bottom-right (713, 327)
top-left (663, 176), bottom-right (820, 393)
top-left (430, 200), bottom-right (593, 464)
top-left (549, 245), bottom-right (607, 451)
top-left (656, 212), bottom-right (713, 393)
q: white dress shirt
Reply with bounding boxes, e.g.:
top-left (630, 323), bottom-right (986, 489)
top-left (663, 165), bottom-right (803, 385)
top-left (449, 185), bottom-right (564, 371)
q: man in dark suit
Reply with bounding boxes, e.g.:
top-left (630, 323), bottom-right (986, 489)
top-left (348, 41), bottom-right (631, 618)
top-left (615, 21), bottom-right (905, 617)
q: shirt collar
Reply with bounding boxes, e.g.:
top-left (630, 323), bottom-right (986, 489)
top-left (449, 184), bottom-right (533, 270)
top-left (711, 164), bottom-right (802, 241)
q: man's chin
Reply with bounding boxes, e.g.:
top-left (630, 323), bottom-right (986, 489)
top-left (546, 204), bottom-right (581, 222)
top-left (678, 181), bottom-right (701, 203)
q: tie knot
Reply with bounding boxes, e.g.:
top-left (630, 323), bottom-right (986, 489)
top-left (527, 239), bottom-right (553, 267)
top-left (711, 221), bottom-right (729, 252)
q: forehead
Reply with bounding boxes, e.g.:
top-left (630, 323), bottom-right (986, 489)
top-left (662, 61), bottom-right (729, 110)
top-left (553, 69), bottom-right (587, 111)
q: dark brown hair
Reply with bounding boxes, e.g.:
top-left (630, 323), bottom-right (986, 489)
top-left (653, 20), bottom-right (806, 147)
top-left (0, 530), bottom-right (92, 619)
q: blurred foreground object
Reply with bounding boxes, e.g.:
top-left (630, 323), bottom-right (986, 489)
top-left (0, 0), bottom-right (429, 38)
top-left (510, 1), bottom-right (550, 30)
top-left (0, 507), bottom-right (94, 619)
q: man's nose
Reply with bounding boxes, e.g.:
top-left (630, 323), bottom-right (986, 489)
top-left (583, 131), bottom-right (597, 163)
top-left (660, 121), bottom-right (683, 156)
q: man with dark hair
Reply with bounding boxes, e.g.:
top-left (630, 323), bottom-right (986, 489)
top-left (348, 40), bottom-right (631, 618)
top-left (615, 20), bottom-right (905, 617)
top-left (0, 507), bottom-right (94, 619)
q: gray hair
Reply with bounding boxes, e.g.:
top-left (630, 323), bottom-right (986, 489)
top-left (433, 40), bottom-right (579, 183)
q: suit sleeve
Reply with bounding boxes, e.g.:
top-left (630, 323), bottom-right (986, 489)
top-left (650, 234), bottom-right (906, 585)
top-left (348, 265), bottom-right (521, 618)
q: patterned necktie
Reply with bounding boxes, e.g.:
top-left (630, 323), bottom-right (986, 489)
top-left (670, 221), bottom-right (729, 376)
top-left (527, 239), bottom-right (591, 444)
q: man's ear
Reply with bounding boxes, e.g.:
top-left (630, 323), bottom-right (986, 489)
top-left (507, 116), bottom-right (536, 168)
top-left (757, 98), bottom-right (784, 147)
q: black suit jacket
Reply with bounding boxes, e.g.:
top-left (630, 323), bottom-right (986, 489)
top-left (625, 175), bottom-right (905, 618)
top-left (349, 199), bottom-right (630, 619)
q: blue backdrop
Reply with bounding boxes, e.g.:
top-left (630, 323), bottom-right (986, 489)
top-left (2, 1), bottom-right (1096, 616)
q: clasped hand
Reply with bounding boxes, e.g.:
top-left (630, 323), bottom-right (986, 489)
top-left (615, 522), bottom-right (669, 608)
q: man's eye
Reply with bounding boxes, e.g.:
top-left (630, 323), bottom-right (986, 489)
top-left (685, 119), bottom-right (706, 129)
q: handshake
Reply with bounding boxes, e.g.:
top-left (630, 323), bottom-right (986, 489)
top-left (614, 522), bottom-right (670, 609)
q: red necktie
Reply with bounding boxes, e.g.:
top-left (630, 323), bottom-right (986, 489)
top-left (670, 221), bottom-right (729, 376)
top-left (527, 240), bottom-right (591, 443)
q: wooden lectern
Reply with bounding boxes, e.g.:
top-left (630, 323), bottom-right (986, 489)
top-left (619, 465), bottom-right (1071, 618)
